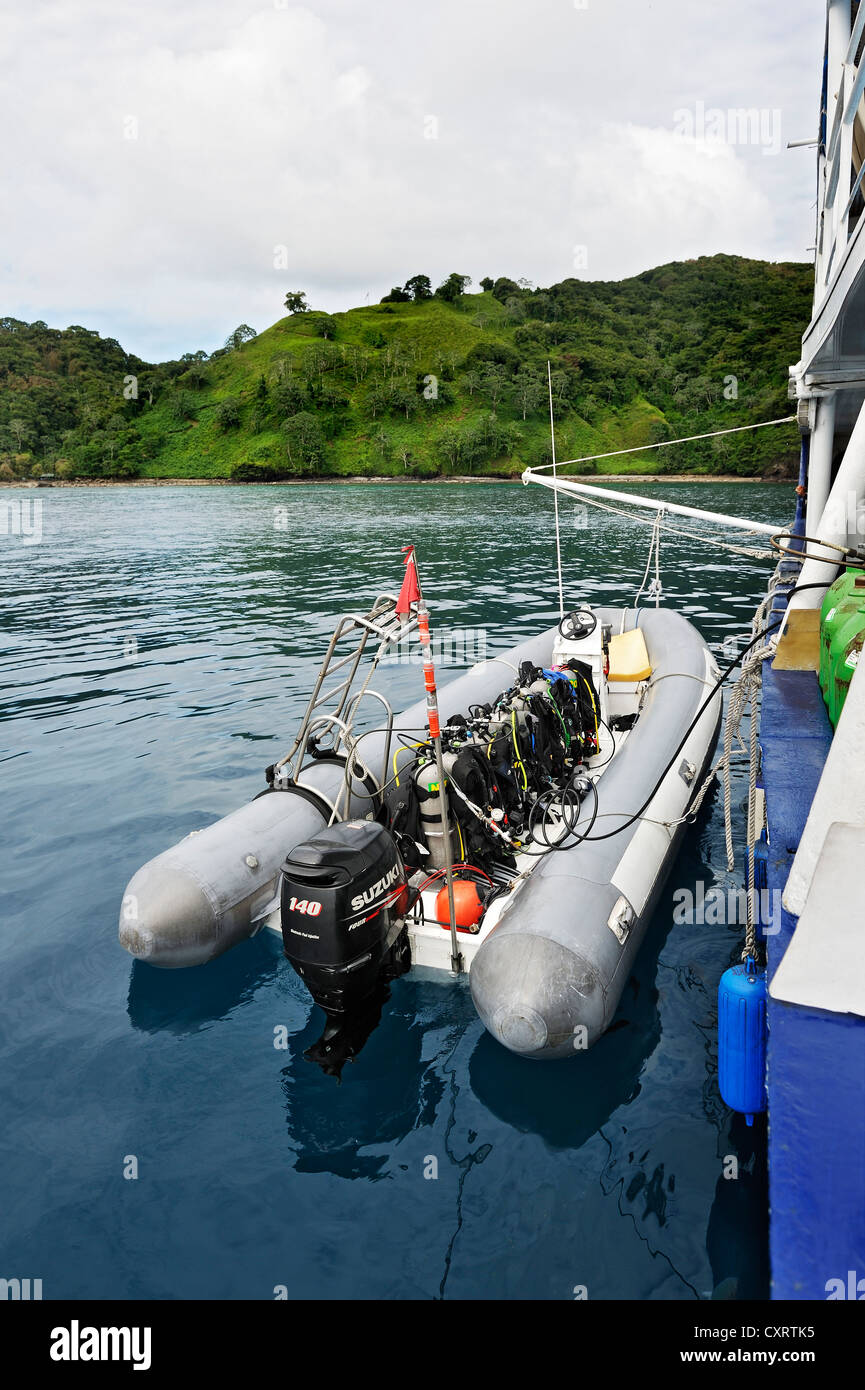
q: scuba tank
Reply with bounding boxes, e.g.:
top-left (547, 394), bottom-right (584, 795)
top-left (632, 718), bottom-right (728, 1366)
top-left (413, 760), bottom-right (454, 869)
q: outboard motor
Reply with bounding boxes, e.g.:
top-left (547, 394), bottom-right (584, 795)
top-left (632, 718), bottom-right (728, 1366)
top-left (280, 820), bottom-right (409, 1016)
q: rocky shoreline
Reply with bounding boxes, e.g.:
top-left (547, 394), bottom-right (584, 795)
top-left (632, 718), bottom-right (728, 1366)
top-left (2, 473), bottom-right (780, 489)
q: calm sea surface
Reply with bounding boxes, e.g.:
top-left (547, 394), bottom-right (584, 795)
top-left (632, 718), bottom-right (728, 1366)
top-left (0, 480), bottom-right (784, 1300)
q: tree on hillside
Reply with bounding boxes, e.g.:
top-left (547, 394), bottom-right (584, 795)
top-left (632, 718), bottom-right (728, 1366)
top-left (216, 397), bottom-right (242, 430)
top-left (464, 414), bottom-right (522, 469)
top-left (305, 343), bottom-right (341, 391)
top-left (435, 273), bottom-right (471, 303)
top-left (282, 411), bottom-right (324, 468)
top-left (248, 403), bottom-right (268, 434)
top-left (319, 379), bottom-right (347, 410)
top-left (479, 277), bottom-right (494, 292)
top-left (345, 345), bottom-right (371, 384)
top-left (381, 286), bottom-right (411, 303)
top-left (481, 363), bottom-right (511, 414)
top-left (224, 324), bottom-right (257, 351)
top-left (373, 428), bottom-right (391, 461)
top-left (527, 292), bottom-right (554, 319)
top-left (437, 424), bottom-right (464, 473)
top-left (284, 292), bottom-right (308, 314)
top-left (492, 277), bottom-right (520, 303)
top-left (392, 386), bottom-right (419, 421)
top-left (550, 369), bottom-right (571, 408)
top-left (169, 391), bottom-right (197, 423)
top-left (362, 385), bottom-right (393, 420)
top-left (273, 378), bottom-right (307, 417)
top-left (513, 367), bottom-right (545, 419)
top-left (180, 359), bottom-right (209, 388)
top-left (8, 418), bottom-right (31, 451)
top-left (269, 354), bottom-right (297, 384)
top-left (437, 347), bottom-right (461, 378)
top-left (314, 314), bottom-right (337, 339)
top-left (404, 275), bottom-right (433, 301)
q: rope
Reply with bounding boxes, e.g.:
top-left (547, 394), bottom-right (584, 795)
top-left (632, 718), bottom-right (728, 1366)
top-left (659, 579), bottom-right (779, 879)
top-left (723, 658), bottom-right (771, 872)
top-left (570, 492), bottom-right (774, 559)
top-left (527, 415), bottom-right (798, 473)
top-left (635, 510), bottom-right (664, 606)
top-left (653, 519), bottom-right (662, 605)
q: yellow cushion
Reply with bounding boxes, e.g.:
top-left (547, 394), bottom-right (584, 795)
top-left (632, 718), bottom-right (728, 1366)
top-left (608, 629), bottom-right (652, 682)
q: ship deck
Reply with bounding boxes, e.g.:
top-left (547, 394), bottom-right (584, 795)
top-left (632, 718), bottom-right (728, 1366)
top-left (761, 566), bottom-right (865, 1298)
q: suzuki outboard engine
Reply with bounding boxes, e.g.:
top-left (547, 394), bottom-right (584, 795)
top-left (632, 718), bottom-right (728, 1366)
top-left (280, 820), bottom-right (409, 1016)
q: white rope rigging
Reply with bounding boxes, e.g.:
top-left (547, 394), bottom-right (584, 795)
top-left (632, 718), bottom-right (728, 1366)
top-left (571, 490), bottom-right (775, 560)
top-left (634, 509), bottom-right (664, 606)
top-left (527, 414), bottom-right (798, 474)
top-left (641, 570), bottom-right (784, 854)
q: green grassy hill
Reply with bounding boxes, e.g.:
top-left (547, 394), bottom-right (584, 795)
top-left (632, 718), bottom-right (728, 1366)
top-left (0, 254), bottom-right (812, 482)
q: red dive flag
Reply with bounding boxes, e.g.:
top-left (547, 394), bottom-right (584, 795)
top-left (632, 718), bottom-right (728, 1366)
top-left (395, 545), bottom-right (420, 616)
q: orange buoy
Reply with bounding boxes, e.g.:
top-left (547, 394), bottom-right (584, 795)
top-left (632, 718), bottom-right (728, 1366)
top-left (436, 878), bottom-right (483, 931)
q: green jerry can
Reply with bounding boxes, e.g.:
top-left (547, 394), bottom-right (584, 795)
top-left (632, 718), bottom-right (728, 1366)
top-left (820, 572), bottom-right (857, 695)
top-left (820, 570), bottom-right (865, 726)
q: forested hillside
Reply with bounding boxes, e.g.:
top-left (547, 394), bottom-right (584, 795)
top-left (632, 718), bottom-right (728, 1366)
top-left (0, 255), bottom-right (811, 482)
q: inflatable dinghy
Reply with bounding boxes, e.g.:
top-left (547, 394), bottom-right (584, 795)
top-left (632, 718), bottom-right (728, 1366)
top-left (120, 593), bottom-right (720, 1060)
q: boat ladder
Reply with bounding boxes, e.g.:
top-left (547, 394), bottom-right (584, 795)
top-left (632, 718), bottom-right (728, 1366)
top-left (270, 594), bottom-right (417, 822)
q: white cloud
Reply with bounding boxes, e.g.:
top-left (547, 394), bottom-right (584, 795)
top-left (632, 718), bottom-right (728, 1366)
top-left (0, 0), bottom-right (824, 359)
top-left (567, 123), bottom-right (776, 280)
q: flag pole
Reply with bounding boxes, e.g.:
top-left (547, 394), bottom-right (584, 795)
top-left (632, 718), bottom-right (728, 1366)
top-left (400, 547), bottom-right (463, 974)
top-left (548, 359), bottom-right (565, 619)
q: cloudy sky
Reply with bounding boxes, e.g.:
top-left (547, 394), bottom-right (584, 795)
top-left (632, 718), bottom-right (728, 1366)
top-left (1, 0), bottom-right (825, 361)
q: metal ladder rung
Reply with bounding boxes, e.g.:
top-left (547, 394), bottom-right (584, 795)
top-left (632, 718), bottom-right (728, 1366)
top-left (276, 595), bottom-right (415, 784)
top-left (309, 676), bottom-right (355, 710)
top-left (316, 648), bottom-right (367, 679)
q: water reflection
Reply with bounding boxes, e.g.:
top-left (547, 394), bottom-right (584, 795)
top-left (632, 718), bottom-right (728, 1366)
top-left (126, 934), bottom-right (278, 1034)
top-left (706, 1115), bottom-right (769, 1300)
top-left (469, 948), bottom-right (662, 1152)
top-left (280, 985), bottom-right (453, 1181)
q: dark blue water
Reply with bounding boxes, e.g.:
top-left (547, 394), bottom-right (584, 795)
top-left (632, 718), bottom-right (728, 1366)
top-left (0, 481), bottom-right (783, 1300)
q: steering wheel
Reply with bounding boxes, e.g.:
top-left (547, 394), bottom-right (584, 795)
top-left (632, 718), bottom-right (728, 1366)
top-left (558, 608), bottom-right (597, 641)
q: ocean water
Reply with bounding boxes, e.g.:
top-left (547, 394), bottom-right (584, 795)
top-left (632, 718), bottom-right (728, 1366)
top-left (0, 480), bottom-right (783, 1300)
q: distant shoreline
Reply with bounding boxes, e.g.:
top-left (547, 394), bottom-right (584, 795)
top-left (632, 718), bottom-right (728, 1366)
top-left (3, 473), bottom-right (784, 489)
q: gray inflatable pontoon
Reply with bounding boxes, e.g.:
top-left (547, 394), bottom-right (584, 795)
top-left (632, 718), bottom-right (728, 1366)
top-left (119, 601), bottom-right (720, 1060)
